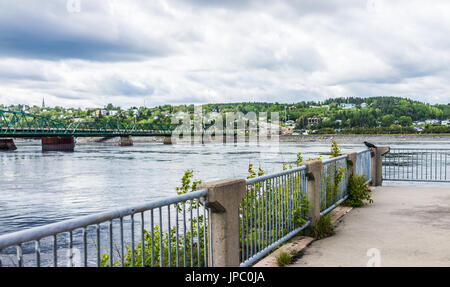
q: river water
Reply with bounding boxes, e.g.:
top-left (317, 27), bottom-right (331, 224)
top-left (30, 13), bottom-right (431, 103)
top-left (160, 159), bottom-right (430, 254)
top-left (1, 140), bottom-right (450, 236)
top-left (1, 140), bottom-right (450, 266)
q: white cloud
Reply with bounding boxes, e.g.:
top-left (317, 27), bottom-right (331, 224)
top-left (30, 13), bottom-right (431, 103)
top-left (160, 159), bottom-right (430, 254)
top-left (0, 0), bottom-right (449, 108)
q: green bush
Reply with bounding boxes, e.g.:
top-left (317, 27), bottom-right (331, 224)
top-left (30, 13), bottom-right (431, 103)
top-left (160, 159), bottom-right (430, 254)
top-left (276, 251), bottom-right (292, 266)
top-left (243, 164), bottom-right (310, 251)
top-left (345, 174), bottom-right (373, 207)
top-left (309, 213), bottom-right (334, 239)
top-left (100, 170), bottom-right (207, 267)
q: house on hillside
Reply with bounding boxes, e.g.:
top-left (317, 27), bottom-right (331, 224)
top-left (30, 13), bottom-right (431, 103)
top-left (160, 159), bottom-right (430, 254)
top-left (307, 117), bottom-right (322, 126)
top-left (425, 119), bottom-right (439, 124)
top-left (340, 103), bottom-right (355, 109)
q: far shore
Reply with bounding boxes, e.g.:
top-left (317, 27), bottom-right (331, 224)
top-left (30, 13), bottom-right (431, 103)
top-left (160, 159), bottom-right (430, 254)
top-left (11, 134), bottom-right (450, 145)
top-left (280, 134), bottom-right (450, 144)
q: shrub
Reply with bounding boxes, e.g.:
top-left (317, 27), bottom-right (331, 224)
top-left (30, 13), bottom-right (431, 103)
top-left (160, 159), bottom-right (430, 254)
top-left (330, 140), bottom-right (341, 158)
top-left (100, 170), bottom-right (206, 267)
top-left (345, 174), bottom-right (373, 207)
top-left (276, 251), bottom-right (292, 266)
top-left (309, 213), bottom-right (334, 239)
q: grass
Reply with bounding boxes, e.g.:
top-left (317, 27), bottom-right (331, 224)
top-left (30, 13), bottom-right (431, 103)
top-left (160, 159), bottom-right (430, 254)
top-left (276, 252), bottom-right (293, 266)
top-left (309, 214), bottom-right (334, 239)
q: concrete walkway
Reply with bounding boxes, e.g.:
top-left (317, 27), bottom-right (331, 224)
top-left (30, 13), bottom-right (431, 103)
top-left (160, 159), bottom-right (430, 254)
top-left (291, 185), bottom-right (450, 267)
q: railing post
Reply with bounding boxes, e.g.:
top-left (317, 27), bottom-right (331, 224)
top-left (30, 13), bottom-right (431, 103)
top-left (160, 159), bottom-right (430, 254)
top-left (199, 178), bottom-right (246, 267)
top-left (345, 152), bottom-right (357, 176)
top-left (370, 146), bottom-right (390, 186)
top-left (305, 160), bottom-right (322, 225)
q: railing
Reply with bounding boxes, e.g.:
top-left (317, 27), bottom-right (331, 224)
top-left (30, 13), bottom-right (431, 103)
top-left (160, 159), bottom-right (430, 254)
top-left (0, 148), bottom-right (377, 267)
top-left (383, 148), bottom-right (450, 182)
top-left (320, 155), bottom-right (349, 216)
top-left (356, 149), bottom-right (372, 184)
top-left (240, 166), bottom-right (310, 267)
top-left (0, 190), bottom-right (210, 267)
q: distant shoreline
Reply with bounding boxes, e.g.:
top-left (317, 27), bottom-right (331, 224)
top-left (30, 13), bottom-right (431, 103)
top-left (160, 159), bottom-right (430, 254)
top-left (280, 134), bottom-right (450, 143)
top-left (12, 134), bottom-right (450, 144)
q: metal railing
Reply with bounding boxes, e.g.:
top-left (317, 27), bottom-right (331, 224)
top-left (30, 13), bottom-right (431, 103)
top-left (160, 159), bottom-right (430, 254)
top-left (383, 148), bottom-right (450, 182)
top-left (320, 155), bottom-right (349, 216)
top-left (356, 149), bottom-right (372, 184)
top-left (0, 190), bottom-right (210, 267)
top-left (240, 166), bottom-right (309, 267)
top-left (0, 149), bottom-right (374, 267)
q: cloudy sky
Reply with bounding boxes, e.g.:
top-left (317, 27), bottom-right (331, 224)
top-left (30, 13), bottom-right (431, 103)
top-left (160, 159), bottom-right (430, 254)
top-left (0, 0), bottom-right (449, 108)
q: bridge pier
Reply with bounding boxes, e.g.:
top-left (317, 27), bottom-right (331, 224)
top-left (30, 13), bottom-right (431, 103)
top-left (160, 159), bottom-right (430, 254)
top-left (42, 136), bottom-right (75, 152)
top-left (0, 139), bottom-right (17, 151)
top-left (119, 136), bottom-right (133, 146)
top-left (163, 136), bottom-right (175, 145)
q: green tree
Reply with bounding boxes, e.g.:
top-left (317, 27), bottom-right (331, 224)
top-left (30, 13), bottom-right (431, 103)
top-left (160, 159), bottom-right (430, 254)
top-left (381, 114), bottom-right (395, 127)
top-left (398, 116), bottom-right (412, 127)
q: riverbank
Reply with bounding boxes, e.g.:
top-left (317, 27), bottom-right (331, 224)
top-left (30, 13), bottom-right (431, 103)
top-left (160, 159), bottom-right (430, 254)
top-left (10, 134), bottom-right (450, 145)
top-left (280, 134), bottom-right (450, 143)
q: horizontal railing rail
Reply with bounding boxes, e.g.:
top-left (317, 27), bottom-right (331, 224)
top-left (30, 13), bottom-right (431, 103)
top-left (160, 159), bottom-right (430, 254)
top-left (0, 189), bottom-right (209, 267)
top-left (320, 155), bottom-right (349, 216)
top-left (383, 148), bottom-right (450, 182)
top-left (240, 165), bottom-right (309, 267)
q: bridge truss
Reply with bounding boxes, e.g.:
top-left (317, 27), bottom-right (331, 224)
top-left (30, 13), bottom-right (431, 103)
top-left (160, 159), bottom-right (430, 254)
top-left (0, 110), bottom-right (175, 137)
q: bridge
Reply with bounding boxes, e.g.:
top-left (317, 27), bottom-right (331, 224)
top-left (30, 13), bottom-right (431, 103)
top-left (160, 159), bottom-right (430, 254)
top-left (0, 109), bottom-right (178, 150)
top-left (0, 109), bottom-right (279, 151)
top-left (0, 109), bottom-right (175, 137)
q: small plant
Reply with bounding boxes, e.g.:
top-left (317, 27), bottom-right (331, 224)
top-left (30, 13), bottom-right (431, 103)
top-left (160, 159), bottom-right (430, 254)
top-left (345, 174), bottom-right (373, 207)
top-left (247, 164), bottom-right (264, 179)
top-left (276, 251), bottom-right (292, 266)
top-left (282, 162), bottom-right (292, 170)
top-left (309, 214), bottom-right (334, 239)
top-left (295, 152), bottom-right (303, 166)
top-left (294, 196), bottom-right (311, 226)
top-left (307, 156), bottom-right (322, 161)
top-left (176, 169), bottom-right (202, 195)
top-left (101, 170), bottom-right (207, 267)
top-left (330, 140), bottom-right (341, 158)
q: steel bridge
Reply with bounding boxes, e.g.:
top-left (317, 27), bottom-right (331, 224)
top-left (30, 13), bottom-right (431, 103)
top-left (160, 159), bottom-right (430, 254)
top-left (0, 109), bottom-right (175, 137)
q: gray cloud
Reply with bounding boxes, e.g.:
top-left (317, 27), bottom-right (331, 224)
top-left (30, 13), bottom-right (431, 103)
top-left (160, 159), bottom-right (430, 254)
top-left (0, 1), bottom-right (172, 61)
top-left (0, 0), bottom-right (449, 107)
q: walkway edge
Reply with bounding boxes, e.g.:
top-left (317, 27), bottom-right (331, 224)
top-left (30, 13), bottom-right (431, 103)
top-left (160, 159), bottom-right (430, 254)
top-left (253, 205), bottom-right (353, 267)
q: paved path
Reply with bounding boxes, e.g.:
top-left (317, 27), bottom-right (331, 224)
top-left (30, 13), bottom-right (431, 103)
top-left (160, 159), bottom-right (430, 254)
top-left (291, 185), bottom-right (450, 267)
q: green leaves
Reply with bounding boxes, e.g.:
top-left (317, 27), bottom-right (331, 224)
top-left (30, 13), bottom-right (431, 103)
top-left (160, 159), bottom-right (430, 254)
top-left (295, 152), bottom-right (303, 167)
top-left (345, 174), bottom-right (373, 207)
top-left (330, 140), bottom-right (341, 158)
top-left (310, 213), bottom-right (334, 239)
top-left (176, 169), bottom-right (202, 196)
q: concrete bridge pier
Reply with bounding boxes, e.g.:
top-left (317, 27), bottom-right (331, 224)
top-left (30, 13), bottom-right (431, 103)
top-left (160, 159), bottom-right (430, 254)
top-left (163, 136), bottom-right (175, 145)
top-left (0, 139), bottom-right (17, 151)
top-left (119, 136), bottom-right (133, 146)
top-left (42, 136), bottom-right (75, 152)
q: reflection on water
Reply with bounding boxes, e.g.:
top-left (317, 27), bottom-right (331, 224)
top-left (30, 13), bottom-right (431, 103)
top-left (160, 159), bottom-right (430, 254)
top-left (0, 140), bottom-right (450, 235)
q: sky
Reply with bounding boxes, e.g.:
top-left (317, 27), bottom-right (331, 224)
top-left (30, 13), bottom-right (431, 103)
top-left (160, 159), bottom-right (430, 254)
top-left (0, 0), bottom-right (450, 108)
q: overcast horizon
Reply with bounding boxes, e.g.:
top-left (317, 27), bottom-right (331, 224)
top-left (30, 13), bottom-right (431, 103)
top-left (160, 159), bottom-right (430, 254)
top-left (1, 0), bottom-right (450, 108)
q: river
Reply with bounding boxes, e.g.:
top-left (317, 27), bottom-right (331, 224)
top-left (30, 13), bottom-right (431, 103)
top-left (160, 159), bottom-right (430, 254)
top-left (1, 140), bottom-right (450, 236)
